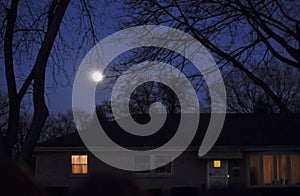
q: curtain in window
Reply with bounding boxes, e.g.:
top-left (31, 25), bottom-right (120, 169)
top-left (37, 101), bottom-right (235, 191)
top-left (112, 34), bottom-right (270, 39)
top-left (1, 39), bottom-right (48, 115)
top-left (290, 155), bottom-right (300, 185)
top-left (276, 155), bottom-right (287, 185)
top-left (250, 155), bottom-right (260, 185)
top-left (263, 155), bottom-right (274, 185)
top-left (72, 155), bottom-right (88, 174)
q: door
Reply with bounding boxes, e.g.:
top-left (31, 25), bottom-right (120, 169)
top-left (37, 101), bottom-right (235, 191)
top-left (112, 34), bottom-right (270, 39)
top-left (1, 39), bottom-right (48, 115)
top-left (207, 159), bottom-right (228, 189)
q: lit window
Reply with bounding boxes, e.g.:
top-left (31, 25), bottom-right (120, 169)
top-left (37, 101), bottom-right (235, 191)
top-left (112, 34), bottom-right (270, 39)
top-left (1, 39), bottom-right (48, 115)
top-left (263, 155), bottom-right (274, 185)
top-left (290, 155), bottom-right (300, 185)
top-left (250, 155), bottom-right (260, 185)
top-left (71, 155), bottom-right (88, 174)
top-left (213, 160), bottom-right (221, 168)
top-left (249, 154), bottom-right (300, 186)
top-left (277, 155), bottom-right (287, 185)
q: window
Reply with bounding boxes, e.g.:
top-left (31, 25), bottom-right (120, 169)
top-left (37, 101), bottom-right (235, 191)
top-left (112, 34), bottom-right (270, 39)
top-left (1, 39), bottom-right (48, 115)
top-left (249, 154), bottom-right (300, 187)
top-left (155, 155), bottom-right (172, 174)
top-left (213, 160), bottom-right (221, 168)
top-left (290, 155), bottom-right (300, 185)
top-left (277, 155), bottom-right (287, 185)
top-left (263, 155), bottom-right (274, 185)
top-left (134, 155), bottom-right (150, 174)
top-left (155, 164), bottom-right (172, 174)
top-left (250, 155), bottom-right (260, 185)
top-left (71, 155), bottom-right (88, 174)
top-left (134, 155), bottom-right (172, 175)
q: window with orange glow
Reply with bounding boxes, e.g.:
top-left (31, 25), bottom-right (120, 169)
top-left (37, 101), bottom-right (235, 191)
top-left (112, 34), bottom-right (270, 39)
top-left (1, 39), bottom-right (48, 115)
top-left (213, 160), bottom-right (221, 168)
top-left (277, 155), bottom-right (287, 185)
top-left (249, 154), bottom-right (300, 186)
top-left (71, 155), bottom-right (88, 174)
top-left (290, 155), bottom-right (300, 185)
top-left (263, 155), bottom-right (274, 185)
top-left (250, 155), bottom-right (260, 185)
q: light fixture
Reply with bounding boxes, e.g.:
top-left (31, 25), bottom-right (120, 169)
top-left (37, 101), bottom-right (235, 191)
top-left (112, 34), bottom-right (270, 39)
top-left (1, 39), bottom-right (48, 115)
top-left (213, 160), bottom-right (221, 168)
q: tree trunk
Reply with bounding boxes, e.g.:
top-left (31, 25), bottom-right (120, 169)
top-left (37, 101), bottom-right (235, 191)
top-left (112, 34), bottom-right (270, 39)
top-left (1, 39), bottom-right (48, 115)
top-left (19, 0), bottom-right (70, 163)
top-left (3, 0), bottom-right (20, 160)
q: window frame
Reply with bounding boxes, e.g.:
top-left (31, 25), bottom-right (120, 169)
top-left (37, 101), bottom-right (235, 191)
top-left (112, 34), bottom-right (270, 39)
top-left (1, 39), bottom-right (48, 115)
top-left (133, 154), bottom-right (173, 176)
top-left (70, 154), bottom-right (89, 177)
top-left (247, 152), bottom-right (300, 188)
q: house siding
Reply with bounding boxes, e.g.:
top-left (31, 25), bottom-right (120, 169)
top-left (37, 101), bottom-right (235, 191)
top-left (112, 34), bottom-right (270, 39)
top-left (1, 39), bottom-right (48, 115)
top-left (36, 150), bottom-right (208, 193)
top-left (36, 152), bottom-right (70, 187)
top-left (228, 159), bottom-right (247, 188)
top-left (135, 151), bottom-right (207, 192)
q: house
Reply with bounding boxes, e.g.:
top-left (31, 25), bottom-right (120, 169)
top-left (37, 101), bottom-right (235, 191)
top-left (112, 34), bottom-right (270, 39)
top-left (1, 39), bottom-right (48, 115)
top-left (34, 114), bottom-right (300, 195)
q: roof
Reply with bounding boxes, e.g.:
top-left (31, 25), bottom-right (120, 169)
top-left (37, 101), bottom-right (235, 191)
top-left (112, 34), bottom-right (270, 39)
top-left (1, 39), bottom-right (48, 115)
top-left (198, 146), bottom-right (242, 159)
top-left (36, 113), bottom-right (300, 150)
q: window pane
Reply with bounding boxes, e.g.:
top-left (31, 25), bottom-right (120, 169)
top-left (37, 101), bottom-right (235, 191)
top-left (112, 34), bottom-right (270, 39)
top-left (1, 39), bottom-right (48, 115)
top-left (72, 165), bottom-right (88, 174)
top-left (72, 155), bottom-right (88, 164)
top-left (135, 164), bottom-right (150, 171)
top-left (135, 155), bottom-right (150, 164)
top-left (263, 155), bottom-right (274, 185)
top-left (72, 155), bottom-right (80, 164)
top-left (134, 155), bottom-right (150, 174)
top-left (155, 155), bottom-right (171, 164)
top-left (155, 163), bottom-right (171, 174)
top-left (72, 165), bottom-right (81, 174)
top-left (81, 165), bottom-right (88, 174)
top-left (250, 155), bottom-right (260, 185)
top-left (290, 155), bottom-right (300, 185)
top-left (277, 155), bottom-right (287, 185)
top-left (134, 164), bottom-right (151, 174)
top-left (80, 155), bottom-right (88, 164)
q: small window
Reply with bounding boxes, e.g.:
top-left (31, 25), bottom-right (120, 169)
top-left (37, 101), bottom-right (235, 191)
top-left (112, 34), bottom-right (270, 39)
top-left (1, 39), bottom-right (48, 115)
top-left (213, 160), bottom-right (221, 168)
top-left (71, 155), bottom-right (88, 174)
top-left (134, 155), bottom-right (151, 174)
top-left (155, 155), bottom-right (172, 174)
top-left (134, 155), bottom-right (172, 175)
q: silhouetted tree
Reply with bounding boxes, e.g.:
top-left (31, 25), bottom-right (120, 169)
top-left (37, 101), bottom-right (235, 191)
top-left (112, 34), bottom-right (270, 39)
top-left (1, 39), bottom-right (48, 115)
top-left (117, 0), bottom-right (300, 114)
top-left (0, 0), bottom-right (103, 163)
top-left (226, 63), bottom-right (300, 113)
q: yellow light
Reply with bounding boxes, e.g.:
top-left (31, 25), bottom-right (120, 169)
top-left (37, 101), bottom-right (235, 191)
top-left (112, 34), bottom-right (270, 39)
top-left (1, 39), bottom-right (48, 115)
top-left (213, 160), bottom-right (221, 168)
top-left (72, 155), bottom-right (88, 164)
top-left (71, 155), bottom-right (88, 174)
top-left (92, 71), bottom-right (104, 82)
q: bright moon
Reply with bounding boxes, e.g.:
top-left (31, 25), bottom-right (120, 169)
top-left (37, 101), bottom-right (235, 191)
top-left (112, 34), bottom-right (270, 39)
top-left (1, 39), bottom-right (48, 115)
top-left (92, 71), bottom-right (103, 82)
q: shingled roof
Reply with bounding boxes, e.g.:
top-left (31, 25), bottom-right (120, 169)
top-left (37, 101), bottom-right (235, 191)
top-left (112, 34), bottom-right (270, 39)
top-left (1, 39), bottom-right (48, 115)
top-left (36, 113), bottom-right (300, 149)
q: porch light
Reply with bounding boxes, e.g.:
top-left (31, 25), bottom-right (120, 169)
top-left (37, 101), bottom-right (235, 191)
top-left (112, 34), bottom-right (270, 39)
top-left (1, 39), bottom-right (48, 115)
top-left (213, 160), bottom-right (221, 168)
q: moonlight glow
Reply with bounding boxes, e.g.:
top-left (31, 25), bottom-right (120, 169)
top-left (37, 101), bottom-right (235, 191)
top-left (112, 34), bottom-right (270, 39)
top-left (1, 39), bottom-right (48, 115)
top-left (92, 71), bottom-right (103, 82)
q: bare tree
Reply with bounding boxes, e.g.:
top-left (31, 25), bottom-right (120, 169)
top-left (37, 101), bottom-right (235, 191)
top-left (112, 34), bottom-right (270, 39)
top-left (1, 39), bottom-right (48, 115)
top-left (1, 0), bottom-right (71, 162)
top-left (226, 63), bottom-right (300, 113)
top-left (39, 111), bottom-right (76, 143)
top-left (0, 93), bottom-right (9, 132)
top-left (0, 0), bottom-right (105, 163)
top-left (116, 0), bottom-right (300, 114)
